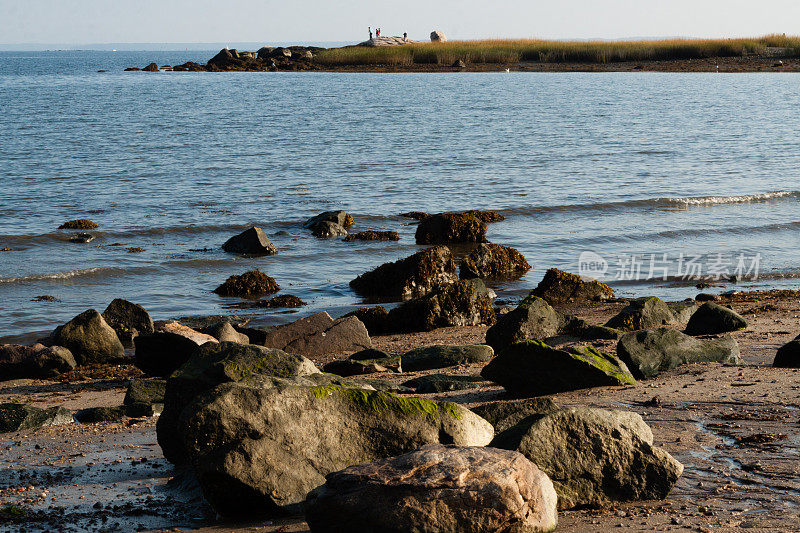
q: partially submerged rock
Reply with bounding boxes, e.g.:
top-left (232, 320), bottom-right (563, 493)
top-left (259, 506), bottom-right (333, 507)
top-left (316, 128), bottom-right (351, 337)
top-left (102, 298), bottom-right (154, 345)
top-left (617, 328), bottom-right (742, 379)
top-left (481, 340), bottom-right (635, 397)
top-left (178, 381), bottom-right (493, 516)
top-left (303, 210), bottom-right (354, 230)
top-left (50, 310), bottom-right (125, 365)
top-left (157, 342), bottom-right (320, 464)
top-left (58, 219), bottom-right (98, 229)
top-left (415, 213), bottom-right (487, 244)
top-left (68, 232), bottom-right (95, 243)
top-left (0, 344), bottom-right (76, 380)
top-left (685, 302), bottom-right (748, 336)
top-left (773, 340), bottom-right (800, 368)
top-left (222, 227), bottom-right (278, 255)
top-left (257, 294), bottom-right (306, 308)
top-left (213, 270), bottom-right (279, 298)
top-left (0, 403), bottom-right (72, 433)
top-left (343, 230), bottom-right (399, 242)
top-left (305, 444), bottom-right (557, 533)
top-left (605, 297), bottom-right (674, 331)
top-left (492, 407), bottom-right (683, 509)
top-left (471, 397), bottom-right (560, 434)
top-left (350, 246), bottom-right (457, 301)
top-left (485, 295), bottom-right (561, 353)
top-left (531, 268), bottom-right (614, 304)
top-left (400, 374), bottom-right (486, 393)
top-left (459, 243), bottom-right (531, 280)
top-left (260, 312), bottom-right (372, 357)
top-left (311, 221), bottom-right (348, 238)
top-left (401, 344), bottom-right (494, 372)
top-left (387, 279), bottom-right (495, 332)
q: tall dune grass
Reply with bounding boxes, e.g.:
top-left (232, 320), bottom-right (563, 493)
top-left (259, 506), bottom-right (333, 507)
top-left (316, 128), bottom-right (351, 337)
top-left (315, 35), bottom-right (800, 66)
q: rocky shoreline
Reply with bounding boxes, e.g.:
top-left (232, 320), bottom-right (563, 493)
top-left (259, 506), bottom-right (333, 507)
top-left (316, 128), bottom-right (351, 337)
top-left (2, 209), bottom-right (799, 531)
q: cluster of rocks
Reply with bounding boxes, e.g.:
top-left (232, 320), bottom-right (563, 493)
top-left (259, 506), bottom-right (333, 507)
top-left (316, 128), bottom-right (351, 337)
top-left (127, 46), bottom-right (326, 73)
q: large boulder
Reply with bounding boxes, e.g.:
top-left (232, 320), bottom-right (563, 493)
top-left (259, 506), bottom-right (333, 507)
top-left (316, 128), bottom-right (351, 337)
top-left (617, 328), bottom-right (742, 379)
top-left (0, 344), bottom-right (76, 380)
top-left (101, 298), bottom-right (154, 345)
top-left (350, 246), bottom-right (458, 300)
top-left (485, 296), bottom-right (560, 353)
top-left (261, 313), bottom-right (372, 357)
top-left (773, 340), bottom-right (800, 368)
top-left (459, 243), bottom-right (531, 280)
top-left (342, 306), bottom-right (390, 335)
top-left (481, 340), bottom-right (635, 397)
top-left (310, 221), bottom-right (348, 238)
top-left (430, 30), bottom-right (447, 42)
top-left (179, 381), bottom-right (494, 517)
top-left (491, 407), bottom-right (683, 509)
top-left (0, 403), bottom-right (72, 433)
top-left (134, 322), bottom-right (218, 377)
top-left (605, 297), bottom-right (674, 331)
top-left (387, 279), bottom-right (495, 332)
top-left (208, 48), bottom-right (239, 67)
top-left (305, 444), bottom-right (557, 533)
top-left (530, 268), bottom-right (614, 304)
top-left (415, 213), bottom-right (487, 245)
top-left (213, 270), bottom-right (279, 298)
top-left (50, 309), bottom-right (125, 365)
top-left (401, 344), bottom-right (494, 372)
top-left (685, 302), bottom-right (748, 336)
top-left (471, 398), bottom-right (560, 434)
top-left (222, 227), bottom-right (278, 255)
top-left (157, 342), bottom-right (320, 464)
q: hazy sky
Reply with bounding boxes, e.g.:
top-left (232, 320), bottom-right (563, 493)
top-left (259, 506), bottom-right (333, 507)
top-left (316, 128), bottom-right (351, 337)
top-left (2, 0), bottom-right (799, 45)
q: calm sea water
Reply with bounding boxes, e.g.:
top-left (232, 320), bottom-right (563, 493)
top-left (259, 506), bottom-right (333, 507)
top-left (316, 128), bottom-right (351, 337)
top-left (1, 51), bottom-right (799, 341)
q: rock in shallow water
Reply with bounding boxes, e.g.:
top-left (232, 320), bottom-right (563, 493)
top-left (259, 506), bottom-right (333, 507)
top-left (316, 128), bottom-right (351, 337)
top-left (459, 243), bottom-right (531, 280)
top-left (213, 270), bottom-right (280, 298)
top-left (102, 298), bottom-right (154, 345)
top-left (415, 212), bottom-right (487, 244)
top-left (222, 226), bottom-right (278, 255)
top-left (179, 381), bottom-right (494, 517)
top-left (491, 407), bottom-right (683, 509)
top-left (306, 444), bottom-right (558, 533)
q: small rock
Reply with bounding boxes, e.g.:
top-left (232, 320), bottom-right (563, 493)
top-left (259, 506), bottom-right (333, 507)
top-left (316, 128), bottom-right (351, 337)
top-left (213, 270), bottom-right (279, 298)
top-left (59, 219), bottom-right (98, 230)
top-left (69, 232), bottom-right (95, 243)
top-left (257, 294), bottom-right (306, 308)
top-left (222, 227), bottom-right (278, 255)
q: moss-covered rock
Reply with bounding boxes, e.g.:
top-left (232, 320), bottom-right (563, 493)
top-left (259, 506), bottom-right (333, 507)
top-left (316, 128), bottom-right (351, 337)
top-left (485, 296), bottom-right (561, 353)
top-left (481, 340), bottom-right (635, 397)
top-left (178, 381), bottom-right (493, 517)
top-left (605, 297), bottom-right (674, 331)
top-left (213, 270), bottom-right (279, 298)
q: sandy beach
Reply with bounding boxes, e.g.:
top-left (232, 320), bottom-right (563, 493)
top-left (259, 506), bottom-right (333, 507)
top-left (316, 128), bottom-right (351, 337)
top-left (2, 288), bottom-right (798, 532)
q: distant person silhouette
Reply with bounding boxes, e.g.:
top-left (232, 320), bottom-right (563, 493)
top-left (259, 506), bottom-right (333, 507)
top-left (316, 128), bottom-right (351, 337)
top-left (369, 27), bottom-right (372, 40)
top-left (403, 32), bottom-right (407, 41)
top-left (376, 28), bottom-right (381, 37)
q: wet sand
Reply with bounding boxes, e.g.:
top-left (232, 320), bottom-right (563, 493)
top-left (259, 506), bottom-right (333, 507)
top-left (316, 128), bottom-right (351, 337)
top-left (2, 290), bottom-right (799, 532)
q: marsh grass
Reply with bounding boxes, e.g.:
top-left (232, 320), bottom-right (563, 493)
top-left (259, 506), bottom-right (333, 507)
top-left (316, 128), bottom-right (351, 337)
top-left (316, 35), bottom-right (800, 66)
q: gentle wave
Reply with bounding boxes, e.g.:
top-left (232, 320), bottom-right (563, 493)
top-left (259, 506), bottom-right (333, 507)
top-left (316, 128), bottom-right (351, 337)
top-left (0, 265), bottom-right (160, 284)
top-left (503, 190), bottom-right (800, 217)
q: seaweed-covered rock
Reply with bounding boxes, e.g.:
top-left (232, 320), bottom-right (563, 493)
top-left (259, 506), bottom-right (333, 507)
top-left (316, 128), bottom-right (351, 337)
top-left (303, 210), bottom-right (354, 230)
top-left (305, 444), bottom-right (557, 533)
top-left (343, 230), bottom-right (400, 242)
top-left (459, 243), bottom-right (531, 280)
top-left (261, 313), bottom-right (372, 357)
top-left (401, 345), bottom-right (494, 372)
top-left (179, 381), bottom-right (493, 517)
top-left (157, 342), bottom-right (320, 464)
top-left (461, 210), bottom-right (505, 223)
top-left (773, 340), bottom-right (800, 368)
top-left (617, 328), bottom-right (741, 379)
top-left (481, 340), bottom-right (635, 397)
top-left (605, 297), bottom-right (674, 331)
top-left (685, 302), bottom-right (748, 336)
top-left (485, 296), bottom-right (561, 353)
top-left (213, 270), bottom-right (279, 298)
top-left (257, 294), bottom-right (306, 308)
top-left (222, 227), bottom-right (278, 255)
top-left (491, 407), bottom-right (683, 509)
top-left (102, 298), bottom-right (154, 345)
top-left (387, 279), bottom-right (495, 332)
top-left (400, 374), bottom-right (486, 393)
top-left (471, 398), bottom-right (560, 434)
top-left (0, 344), bottom-right (76, 380)
top-left (342, 306), bottom-right (390, 336)
top-left (50, 310), bottom-right (125, 365)
top-left (415, 213), bottom-right (487, 245)
top-left (0, 403), bottom-right (72, 433)
top-left (58, 219), bottom-right (98, 229)
top-left (350, 246), bottom-right (457, 301)
top-left (323, 350), bottom-right (401, 377)
top-left (530, 268), bottom-right (614, 304)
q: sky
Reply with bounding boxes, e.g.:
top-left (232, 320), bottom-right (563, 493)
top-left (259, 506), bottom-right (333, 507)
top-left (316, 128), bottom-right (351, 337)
top-left (2, 0), bottom-right (800, 47)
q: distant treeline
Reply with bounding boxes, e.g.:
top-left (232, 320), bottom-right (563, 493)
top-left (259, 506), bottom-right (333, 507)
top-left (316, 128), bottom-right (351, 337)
top-left (316, 35), bottom-right (800, 66)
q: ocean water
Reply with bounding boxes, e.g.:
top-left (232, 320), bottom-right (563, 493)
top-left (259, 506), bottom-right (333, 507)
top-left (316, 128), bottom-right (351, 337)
top-left (1, 51), bottom-right (799, 341)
